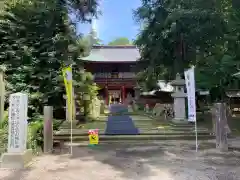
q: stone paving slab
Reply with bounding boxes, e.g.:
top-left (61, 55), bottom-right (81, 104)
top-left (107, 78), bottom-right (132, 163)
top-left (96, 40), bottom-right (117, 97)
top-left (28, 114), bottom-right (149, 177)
top-left (1, 139), bottom-right (240, 180)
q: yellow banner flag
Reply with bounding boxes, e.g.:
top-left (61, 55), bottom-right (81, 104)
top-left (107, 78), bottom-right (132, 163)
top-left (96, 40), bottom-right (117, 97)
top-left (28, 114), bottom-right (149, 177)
top-left (62, 66), bottom-right (73, 121)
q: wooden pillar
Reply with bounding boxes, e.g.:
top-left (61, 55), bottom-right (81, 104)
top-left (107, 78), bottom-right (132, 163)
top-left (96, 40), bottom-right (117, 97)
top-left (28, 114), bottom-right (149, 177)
top-left (122, 86), bottom-right (125, 103)
top-left (105, 86), bottom-right (108, 105)
top-left (213, 103), bottom-right (229, 152)
top-left (0, 70), bottom-right (4, 122)
top-left (43, 106), bottom-right (53, 153)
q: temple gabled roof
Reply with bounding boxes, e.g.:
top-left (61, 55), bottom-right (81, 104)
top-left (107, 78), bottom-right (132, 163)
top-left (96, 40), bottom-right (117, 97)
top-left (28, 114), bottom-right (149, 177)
top-left (80, 45), bottom-right (140, 62)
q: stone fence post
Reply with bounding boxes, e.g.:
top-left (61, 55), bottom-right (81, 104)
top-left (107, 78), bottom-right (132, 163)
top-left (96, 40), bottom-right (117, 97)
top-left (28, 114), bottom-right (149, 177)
top-left (212, 103), bottom-right (229, 152)
top-left (43, 106), bottom-right (53, 153)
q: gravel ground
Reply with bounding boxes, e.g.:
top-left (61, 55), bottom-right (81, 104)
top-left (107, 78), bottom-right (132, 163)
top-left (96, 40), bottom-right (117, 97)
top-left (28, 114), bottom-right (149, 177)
top-left (1, 139), bottom-right (240, 180)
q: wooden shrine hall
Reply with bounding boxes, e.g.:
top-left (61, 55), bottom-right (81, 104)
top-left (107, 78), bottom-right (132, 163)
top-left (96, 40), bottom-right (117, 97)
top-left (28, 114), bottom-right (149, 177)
top-left (81, 45), bottom-right (140, 105)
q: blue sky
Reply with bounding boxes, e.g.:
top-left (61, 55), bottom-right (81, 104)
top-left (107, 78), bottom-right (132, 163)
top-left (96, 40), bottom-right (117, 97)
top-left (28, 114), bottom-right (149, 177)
top-left (76, 0), bottom-right (141, 44)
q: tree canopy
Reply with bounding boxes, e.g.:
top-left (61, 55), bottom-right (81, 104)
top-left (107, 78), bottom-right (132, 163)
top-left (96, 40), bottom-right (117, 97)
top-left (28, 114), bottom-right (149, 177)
top-left (134, 0), bottom-right (240, 100)
top-left (0, 0), bottom-right (99, 116)
top-left (108, 37), bottom-right (132, 45)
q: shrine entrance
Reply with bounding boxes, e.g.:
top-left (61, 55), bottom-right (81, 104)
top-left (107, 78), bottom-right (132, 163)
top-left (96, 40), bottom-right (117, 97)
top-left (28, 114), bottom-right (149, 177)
top-left (109, 90), bottom-right (121, 104)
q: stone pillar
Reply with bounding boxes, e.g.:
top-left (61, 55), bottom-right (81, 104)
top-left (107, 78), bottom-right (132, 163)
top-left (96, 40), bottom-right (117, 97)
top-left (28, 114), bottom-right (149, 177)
top-left (1, 93), bottom-right (32, 168)
top-left (213, 103), bottom-right (229, 152)
top-left (105, 86), bottom-right (108, 105)
top-left (43, 106), bottom-right (53, 153)
top-left (0, 70), bottom-right (5, 122)
top-left (134, 86), bottom-right (140, 100)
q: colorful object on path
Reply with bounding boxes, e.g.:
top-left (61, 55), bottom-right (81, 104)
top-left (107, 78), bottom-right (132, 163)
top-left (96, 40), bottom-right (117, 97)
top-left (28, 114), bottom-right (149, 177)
top-left (88, 129), bottom-right (99, 145)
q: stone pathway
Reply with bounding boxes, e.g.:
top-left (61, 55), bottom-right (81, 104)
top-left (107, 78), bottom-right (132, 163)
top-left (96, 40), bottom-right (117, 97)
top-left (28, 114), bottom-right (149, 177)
top-left (1, 139), bottom-right (240, 180)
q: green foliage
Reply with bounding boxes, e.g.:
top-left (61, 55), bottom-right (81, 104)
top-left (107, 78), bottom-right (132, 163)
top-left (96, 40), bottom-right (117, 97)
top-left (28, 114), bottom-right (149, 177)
top-left (0, 125), bottom-right (8, 155)
top-left (0, 0), bottom-right (99, 154)
top-left (0, 110), bottom-right (8, 128)
top-left (134, 0), bottom-right (240, 101)
top-left (27, 118), bottom-right (63, 152)
top-left (0, 117), bottom-right (63, 155)
top-left (74, 69), bottom-right (100, 118)
top-left (108, 37), bottom-right (132, 45)
top-left (0, 0), bottom-right (98, 117)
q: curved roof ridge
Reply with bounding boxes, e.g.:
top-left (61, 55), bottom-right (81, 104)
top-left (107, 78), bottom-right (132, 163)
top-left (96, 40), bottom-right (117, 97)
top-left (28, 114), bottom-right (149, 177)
top-left (81, 45), bottom-right (140, 62)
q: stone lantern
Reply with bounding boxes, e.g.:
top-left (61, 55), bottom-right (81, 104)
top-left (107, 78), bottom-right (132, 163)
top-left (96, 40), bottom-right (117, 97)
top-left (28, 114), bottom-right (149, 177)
top-left (170, 73), bottom-right (187, 123)
top-left (134, 84), bottom-right (141, 100)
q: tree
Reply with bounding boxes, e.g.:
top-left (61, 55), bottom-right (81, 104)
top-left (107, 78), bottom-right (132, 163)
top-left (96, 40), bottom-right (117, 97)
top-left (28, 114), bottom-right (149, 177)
top-left (108, 37), bottom-right (132, 45)
top-left (194, 7), bottom-right (240, 101)
top-left (0, 0), bottom-right (98, 117)
top-left (134, 0), bottom-right (232, 92)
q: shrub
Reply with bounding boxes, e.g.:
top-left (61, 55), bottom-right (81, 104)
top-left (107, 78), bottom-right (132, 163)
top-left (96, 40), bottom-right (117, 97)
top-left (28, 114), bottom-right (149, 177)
top-left (28, 118), bottom-right (63, 152)
top-left (0, 126), bottom-right (8, 155)
top-left (0, 117), bottom-right (63, 155)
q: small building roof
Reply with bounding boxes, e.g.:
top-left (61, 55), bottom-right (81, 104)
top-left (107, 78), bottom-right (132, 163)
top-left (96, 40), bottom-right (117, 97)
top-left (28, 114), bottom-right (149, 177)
top-left (226, 89), bottom-right (240, 98)
top-left (80, 45), bottom-right (140, 62)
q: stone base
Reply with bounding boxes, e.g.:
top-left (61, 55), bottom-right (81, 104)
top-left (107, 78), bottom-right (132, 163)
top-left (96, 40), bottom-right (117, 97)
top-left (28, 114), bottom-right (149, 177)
top-left (0, 149), bottom-right (33, 169)
top-left (128, 105), bottom-right (133, 112)
top-left (171, 118), bottom-right (189, 124)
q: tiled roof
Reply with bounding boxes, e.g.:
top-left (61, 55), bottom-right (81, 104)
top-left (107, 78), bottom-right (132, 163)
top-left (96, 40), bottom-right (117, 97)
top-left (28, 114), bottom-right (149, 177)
top-left (81, 45), bottom-right (140, 62)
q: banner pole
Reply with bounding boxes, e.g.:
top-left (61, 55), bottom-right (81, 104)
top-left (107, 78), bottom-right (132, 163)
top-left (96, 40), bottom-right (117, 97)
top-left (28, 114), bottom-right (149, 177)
top-left (195, 118), bottom-right (198, 152)
top-left (62, 66), bottom-right (73, 155)
top-left (184, 66), bottom-right (198, 152)
top-left (70, 68), bottom-right (73, 155)
top-left (70, 112), bottom-right (73, 155)
top-left (193, 66), bottom-right (198, 152)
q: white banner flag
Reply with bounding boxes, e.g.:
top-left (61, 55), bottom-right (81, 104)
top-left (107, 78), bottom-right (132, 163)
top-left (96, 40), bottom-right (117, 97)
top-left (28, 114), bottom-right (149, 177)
top-left (184, 66), bottom-right (196, 122)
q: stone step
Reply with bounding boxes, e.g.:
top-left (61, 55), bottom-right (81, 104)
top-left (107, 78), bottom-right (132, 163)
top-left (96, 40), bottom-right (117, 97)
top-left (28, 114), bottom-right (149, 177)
top-left (167, 127), bottom-right (208, 131)
top-left (53, 134), bottom-right (214, 142)
top-left (168, 122), bottom-right (195, 128)
top-left (55, 129), bottom-right (211, 136)
top-left (60, 121), bottom-right (155, 129)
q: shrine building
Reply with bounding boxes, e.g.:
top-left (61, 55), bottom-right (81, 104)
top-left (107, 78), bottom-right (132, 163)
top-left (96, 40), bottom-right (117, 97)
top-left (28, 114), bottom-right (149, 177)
top-left (81, 45), bottom-right (140, 105)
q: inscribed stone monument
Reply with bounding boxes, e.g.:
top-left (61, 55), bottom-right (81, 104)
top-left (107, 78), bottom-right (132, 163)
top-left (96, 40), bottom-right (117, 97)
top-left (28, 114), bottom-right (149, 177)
top-left (1, 93), bottom-right (32, 168)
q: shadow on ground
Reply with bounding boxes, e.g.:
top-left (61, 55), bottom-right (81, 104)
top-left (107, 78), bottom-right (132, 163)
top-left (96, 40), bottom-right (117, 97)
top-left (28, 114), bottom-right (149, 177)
top-left (2, 140), bottom-right (240, 180)
top-left (58, 141), bottom-right (240, 179)
top-left (2, 166), bottom-right (33, 180)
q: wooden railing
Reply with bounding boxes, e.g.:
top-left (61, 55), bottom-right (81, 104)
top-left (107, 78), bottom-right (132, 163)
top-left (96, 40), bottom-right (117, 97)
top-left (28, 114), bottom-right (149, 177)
top-left (94, 72), bottom-right (135, 79)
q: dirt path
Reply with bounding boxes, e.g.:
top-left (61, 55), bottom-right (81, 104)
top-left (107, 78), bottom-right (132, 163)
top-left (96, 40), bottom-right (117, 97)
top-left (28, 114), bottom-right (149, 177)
top-left (1, 140), bottom-right (240, 180)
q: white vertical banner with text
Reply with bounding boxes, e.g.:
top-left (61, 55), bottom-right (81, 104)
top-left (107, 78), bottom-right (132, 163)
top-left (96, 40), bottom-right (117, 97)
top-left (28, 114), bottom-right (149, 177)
top-left (184, 66), bottom-right (196, 122)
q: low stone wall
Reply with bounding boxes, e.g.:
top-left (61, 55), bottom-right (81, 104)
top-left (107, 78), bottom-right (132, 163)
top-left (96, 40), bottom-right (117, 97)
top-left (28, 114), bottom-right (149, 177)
top-left (146, 103), bottom-right (174, 120)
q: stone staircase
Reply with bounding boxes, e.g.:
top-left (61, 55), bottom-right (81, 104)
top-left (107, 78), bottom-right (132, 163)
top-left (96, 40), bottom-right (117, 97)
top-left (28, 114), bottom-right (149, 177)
top-left (105, 104), bottom-right (139, 135)
top-left (54, 104), bottom-right (214, 142)
top-left (54, 120), bottom-right (214, 142)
